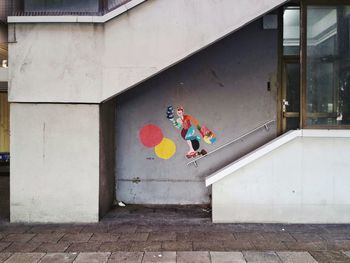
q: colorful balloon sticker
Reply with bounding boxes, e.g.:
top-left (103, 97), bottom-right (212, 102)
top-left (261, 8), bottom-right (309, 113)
top-left (154, 138), bottom-right (176, 160)
top-left (139, 124), bottom-right (163, 148)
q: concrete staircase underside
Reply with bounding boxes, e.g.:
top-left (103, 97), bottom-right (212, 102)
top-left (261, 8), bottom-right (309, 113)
top-left (8, 0), bottom-right (287, 103)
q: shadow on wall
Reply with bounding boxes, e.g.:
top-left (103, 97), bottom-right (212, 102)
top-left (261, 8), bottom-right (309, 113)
top-left (115, 18), bottom-right (278, 205)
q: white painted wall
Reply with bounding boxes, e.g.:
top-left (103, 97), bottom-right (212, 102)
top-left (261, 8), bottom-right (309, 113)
top-left (10, 103), bottom-right (100, 223)
top-left (8, 0), bottom-right (286, 103)
top-left (8, 23), bottom-right (104, 103)
top-left (212, 133), bottom-right (350, 223)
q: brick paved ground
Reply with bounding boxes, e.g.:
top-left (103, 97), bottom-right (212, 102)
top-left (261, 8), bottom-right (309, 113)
top-left (1, 251), bottom-right (345, 262)
top-left (1, 175), bottom-right (350, 262)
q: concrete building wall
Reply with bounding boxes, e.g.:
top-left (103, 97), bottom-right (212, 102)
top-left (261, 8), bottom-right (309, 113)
top-left (99, 98), bottom-right (116, 218)
top-left (212, 136), bottom-right (350, 223)
top-left (8, 0), bottom-right (286, 103)
top-left (8, 23), bottom-right (104, 103)
top-left (116, 20), bottom-right (278, 205)
top-left (10, 103), bottom-right (100, 223)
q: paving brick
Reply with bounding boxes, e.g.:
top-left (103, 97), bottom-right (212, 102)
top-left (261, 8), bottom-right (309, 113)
top-left (130, 242), bottom-right (162, 252)
top-left (0, 226), bottom-right (31, 235)
top-left (262, 233), bottom-right (295, 242)
top-left (60, 233), bottom-right (93, 243)
top-left (51, 225), bottom-right (85, 234)
top-left (3, 242), bottom-right (41, 253)
top-left (281, 225), bottom-right (323, 234)
top-left (177, 232), bottom-right (234, 242)
top-left (39, 253), bottom-right (78, 263)
top-left (161, 241), bottom-right (192, 251)
top-left (0, 253), bottom-right (11, 263)
top-left (119, 233), bottom-right (149, 242)
top-left (66, 242), bottom-right (101, 252)
top-left (148, 232), bottom-right (176, 242)
top-left (260, 224), bottom-right (286, 233)
top-left (276, 252), bottom-right (317, 263)
top-left (243, 251), bottom-right (282, 263)
top-left (98, 242), bottom-right (131, 252)
top-left (177, 251), bottom-right (210, 263)
top-left (234, 232), bottom-right (265, 242)
top-left (136, 226), bottom-right (162, 233)
top-left (322, 224), bottom-right (350, 234)
top-left (81, 225), bottom-right (109, 234)
top-left (320, 233), bottom-right (350, 241)
top-left (0, 243), bottom-right (11, 252)
top-left (193, 241), bottom-right (226, 251)
top-left (142, 252), bottom-right (176, 263)
top-left (4, 252), bottom-right (45, 263)
top-left (326, 240), bottom-right (350, 250)
top-left (30, 233), bottom-right (64, 243)
top-left (34, 242), bottom-right (71, 253)
top-left (251, 240), bottom-right (287, 250)
top-left (218, 224), bottom-right (256, 233)
top-left (223, 240), bottom-right (254, 250)
top-left (210, 251), bottom-right (246, 263)
top-left (27, 226), bottom-right (55, 234)
top-left (107, 252), bottom-right (143, 263)
top-left (108, 225), bottom-right (137, 234)
top-left (283, 241), bottom-right (327, 251)
top-left (74, 252), bottom-right (110, 263)
top-left (291, 233), bottom-right (324, 242)
top-left (159, 226), bottom-right (190, 233)
top-left (3, 234), bottom-right (36, 243)
top-left (309, 251), bottom-right (350, 263)
top-left (90, 233), bottom-right (119, 242)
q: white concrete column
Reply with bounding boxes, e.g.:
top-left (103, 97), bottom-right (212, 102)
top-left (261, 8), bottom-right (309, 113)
top-left (10, 103), bottom-right (100, 223)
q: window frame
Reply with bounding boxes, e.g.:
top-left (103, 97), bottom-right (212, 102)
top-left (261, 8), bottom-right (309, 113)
top-left (301, 0), bottom-right (350, 129)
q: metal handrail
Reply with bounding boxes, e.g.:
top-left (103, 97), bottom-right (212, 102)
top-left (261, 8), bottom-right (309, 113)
top-left (187, 119), bottom-right (276, 167)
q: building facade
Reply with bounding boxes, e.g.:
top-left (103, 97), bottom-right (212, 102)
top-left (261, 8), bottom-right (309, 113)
top-left (2, 0), bottom-right (350, 223)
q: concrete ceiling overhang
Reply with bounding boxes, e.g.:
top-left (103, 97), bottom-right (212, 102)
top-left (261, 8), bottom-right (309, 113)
top-left (8, 0), bottom-right (289, 103)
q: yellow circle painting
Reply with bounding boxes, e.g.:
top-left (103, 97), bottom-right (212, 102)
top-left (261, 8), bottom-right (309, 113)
top-left (155, 137), bottom-right (176, 160)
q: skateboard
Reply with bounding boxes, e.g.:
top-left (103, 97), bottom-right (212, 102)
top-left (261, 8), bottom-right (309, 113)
top-left (186, 149), bottom-right (207, 159)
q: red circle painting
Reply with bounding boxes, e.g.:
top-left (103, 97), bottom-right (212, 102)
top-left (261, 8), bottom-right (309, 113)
top-left (139, 124), bottom-right (164, 148)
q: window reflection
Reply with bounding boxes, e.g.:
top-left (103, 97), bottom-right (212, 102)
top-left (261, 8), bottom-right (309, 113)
top-left (24, 0), bottom-right (99, 13)
top-left (306, 6), bottom-right (350, 126)
top-left (284, 7), bottom-right (300, 55)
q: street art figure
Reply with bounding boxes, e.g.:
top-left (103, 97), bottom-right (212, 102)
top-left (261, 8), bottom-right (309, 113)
top-left (166, 106), bottom-right (217, 158)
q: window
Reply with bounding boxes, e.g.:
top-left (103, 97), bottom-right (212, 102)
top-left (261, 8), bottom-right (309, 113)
top-left (284, 7), bottom-right (300, 56)
top-left (306, 5), bottom-right (350, 126)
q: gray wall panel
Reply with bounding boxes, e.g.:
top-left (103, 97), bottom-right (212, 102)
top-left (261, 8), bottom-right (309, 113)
top-left (115, 19), bottom-right (278, 205)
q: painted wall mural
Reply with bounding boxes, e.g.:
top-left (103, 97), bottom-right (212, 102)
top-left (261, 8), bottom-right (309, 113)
top-left (166, 106), bottom-right (217, 159)
top-left (139, 124), bottom-right (176, 160)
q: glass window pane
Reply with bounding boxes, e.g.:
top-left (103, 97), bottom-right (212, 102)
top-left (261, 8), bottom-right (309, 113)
top-left (24, 0), bottom-right (99, 13)
top-left (284, 7), bottom-right (300, 55)
top-left (286, 63), bottom-right (300, 113)
top-left (287, 117), bottom-right (300, 131)
top-left (306, 6), bottom-right (350, 126)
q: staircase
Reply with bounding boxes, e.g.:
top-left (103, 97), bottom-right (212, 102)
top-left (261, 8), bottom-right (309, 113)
top-left (208, 129), bottom-right (350, 223)
top-left (8, 0), bottom-right (288, 103)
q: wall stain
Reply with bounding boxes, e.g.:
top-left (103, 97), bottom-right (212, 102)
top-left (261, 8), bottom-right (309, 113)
top-left (132, 177), bottom-right (141, 184)
top-left (210, 69), bottom-right (225, 87)
top-left (42, 122), bottom-right (46, 161)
